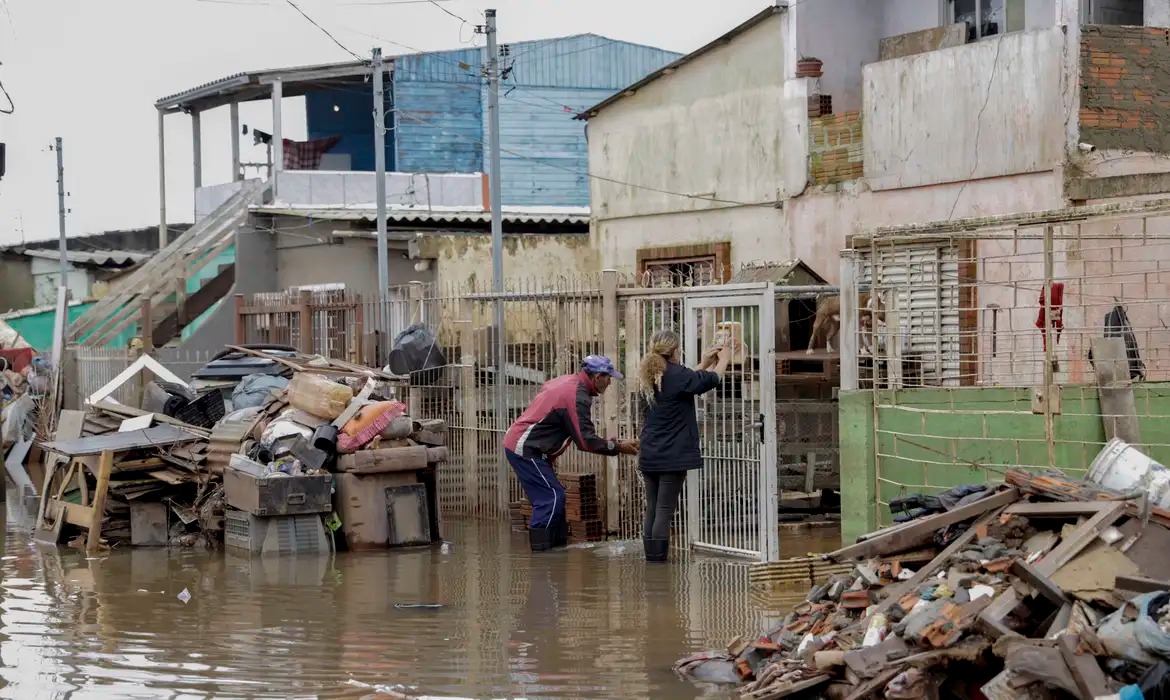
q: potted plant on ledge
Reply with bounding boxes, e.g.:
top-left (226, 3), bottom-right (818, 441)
top-left (796, 56), bottom-right (823, 78)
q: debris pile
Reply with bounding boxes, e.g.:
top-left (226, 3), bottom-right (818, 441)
top-left (678, 459), bottom-right (1170, 699)
top-left (31, 345), bottom-right (447, 553)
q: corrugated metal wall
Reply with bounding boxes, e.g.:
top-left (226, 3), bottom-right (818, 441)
top-left (304, 36), bottom-right (679, 204)
top-left (489, 35), bottom-right (679, 206)
top-left (494, 86), bottom-right (610, 206)
top-left (394, 48), bottom-right (484, 173)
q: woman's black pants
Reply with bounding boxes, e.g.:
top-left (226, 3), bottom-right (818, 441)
top-left (642, 471), bottom-right (687, 540)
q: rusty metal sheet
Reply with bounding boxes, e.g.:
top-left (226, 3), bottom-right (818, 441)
top-left (40, 424), bottom-right (202, 457)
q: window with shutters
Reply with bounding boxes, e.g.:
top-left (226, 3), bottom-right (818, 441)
top-left (859, 240), bottom-right (976, 388)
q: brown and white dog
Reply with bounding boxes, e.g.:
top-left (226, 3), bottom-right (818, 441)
top-left (806, 292), bottom-right (885, 356)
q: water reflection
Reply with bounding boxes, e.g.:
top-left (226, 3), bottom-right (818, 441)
top-left (0, 498), bottom-right (836, 699)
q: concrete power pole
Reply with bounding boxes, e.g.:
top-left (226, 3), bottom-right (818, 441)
top-left (55, 137), bottom-right (67, 286)
top-left (484, 9), bottom-right (506, 430)
top-left (373, 47), bottom-right (389, 315)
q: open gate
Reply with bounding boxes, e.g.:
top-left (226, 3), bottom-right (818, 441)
top-left (682, 284), bottom-right (779, 561)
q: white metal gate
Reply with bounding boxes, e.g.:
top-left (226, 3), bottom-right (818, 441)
top-left (681, 284), bottom-right (779, 561)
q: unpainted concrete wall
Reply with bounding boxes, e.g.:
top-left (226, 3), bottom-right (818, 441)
top-left (418, 233), bottom-right (596, 293)
top-left (587, 12), bottom-right (807, 222)
top-left (597, 170), bottom-right (1063, 285)
top-left (864, 27), bottom-right (1066, 190)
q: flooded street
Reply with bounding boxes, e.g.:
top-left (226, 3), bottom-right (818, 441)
top-left (0, 498), bottom-right (837, 699)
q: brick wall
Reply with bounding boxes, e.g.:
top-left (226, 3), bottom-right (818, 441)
top-left (1081, 25), bottom-right (1170, 153)
top-left (808, 111), bottom-right (863, 186)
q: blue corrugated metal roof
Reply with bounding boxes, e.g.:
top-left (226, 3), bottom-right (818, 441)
top-left (499, 34), bottom-right (681, 90)
top-left (394, 47), bottom-right (483, 84)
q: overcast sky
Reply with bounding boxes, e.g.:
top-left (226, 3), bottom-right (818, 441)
top-left (0, 0), bottom-right (767, 246)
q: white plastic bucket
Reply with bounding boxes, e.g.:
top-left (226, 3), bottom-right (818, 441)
top-left (1087, 438), bottom-right (1170, 509)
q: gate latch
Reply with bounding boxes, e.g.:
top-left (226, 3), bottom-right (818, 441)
top-left (752, 414), bottom-right (764, 444)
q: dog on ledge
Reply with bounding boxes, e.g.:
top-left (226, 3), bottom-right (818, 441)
top-left (806, 292), bottom-right (885, 356)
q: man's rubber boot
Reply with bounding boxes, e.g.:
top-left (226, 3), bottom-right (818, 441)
top-left (552, 522), bottom-right (569, 548)
top-left (529, 527), bottom-right (553, 552)
top-left (645, 538), bottom-right (669, 562)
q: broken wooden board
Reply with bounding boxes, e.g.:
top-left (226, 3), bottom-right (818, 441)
top-left (979, 502), bottom-right (1126, 639)
top-left (337, 445), bottom-right (429, 475)
top-left (41, 424), bottom-right (202, 457)
top-left (828, 489), bottom-right (1019, 562)
top-left (1056, 634), bottom-right (1110, 700)
top-left (867, 507), bottom-right (1010, 620)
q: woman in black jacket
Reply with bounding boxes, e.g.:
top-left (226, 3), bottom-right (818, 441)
top-left (637, 329), bottom-right (730, 562)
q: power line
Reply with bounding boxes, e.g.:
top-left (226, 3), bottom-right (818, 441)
top-left (283, 0), bottom-right (365, 62)
top-left (394, 111), bottom-right (756, 207)
top-left (425, 0), bottom-right (468, 23)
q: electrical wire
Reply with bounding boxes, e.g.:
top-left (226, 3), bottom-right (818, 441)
top-left (283, 0), bottom-right (366, 62)
top-left (425, 0), bottom-right (468, 24)
top-left (393, 111), bottom-right (758, 207)
top-left (0, 62), bottom-right (12, 114)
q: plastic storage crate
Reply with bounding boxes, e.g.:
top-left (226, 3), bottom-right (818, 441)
top-left (224, 509), bottom-right (334, 556)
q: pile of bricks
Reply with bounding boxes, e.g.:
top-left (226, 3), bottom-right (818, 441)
top-left (562, 473), bottom-right (603, 543)
top-left (509, 501), bottom-right (528, 533)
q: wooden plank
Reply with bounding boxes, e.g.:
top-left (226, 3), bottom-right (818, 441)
top-left (89, 204), bottom-right (244, 345)
top-left (867, 507), bottom-right (1009, 619)
top-left (828, 489), bottom-right (1019, 562)
top-left (87, 451), bottom-right (113, 554)
top-left (338, 446), bottom-right (429, 474)
top-left (979, 502), bottom-right (1126, 638)
top-left (1056, 634), bottom-right (1110, 700)
top-left (60, 501), bottom-right (96, 528)
top-left (1092, 337), bottom-right (1141, 445)
top-left (1010, 559), bottom-right (1068, 606)
top-left (1005, 501), bottom-right (1116, 515)
top-left (1115, 575), bottom-right (1170, 594)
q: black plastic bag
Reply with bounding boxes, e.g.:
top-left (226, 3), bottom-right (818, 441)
top-left (388, 323), bottom-right (447, 383)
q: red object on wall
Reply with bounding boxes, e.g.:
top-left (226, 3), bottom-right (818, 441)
top-left (1035, 282), bottom-right (1065, 351)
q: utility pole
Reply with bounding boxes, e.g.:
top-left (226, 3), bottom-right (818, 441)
top-left (372, 46), bottom-right (390, 346)
top-left (54, 137), bottom-right (67, 286)
top-left (483, 10), bottom-right (506, 446)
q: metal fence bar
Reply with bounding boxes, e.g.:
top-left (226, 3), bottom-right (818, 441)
top-left (855, 206), bottom-right (1170, 521)
top-left (229, 267), bottom-right (814, 556)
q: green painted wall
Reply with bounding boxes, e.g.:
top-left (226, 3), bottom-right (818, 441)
top-left (6, 303), bottom-right (94, 352)
top-left (839, 390), bottom-right (877, 544)
top-left (840, 383), bottom-right (1170, 542)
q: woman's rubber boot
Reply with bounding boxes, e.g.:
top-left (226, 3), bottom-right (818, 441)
top-left (645, 538), bottom-right (669, 562)
top-left (529, 527), bottom-right (553, 552)
top-left (552, 522), bottom-right (569, 548)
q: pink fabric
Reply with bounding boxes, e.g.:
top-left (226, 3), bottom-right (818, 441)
top-left (337, 401), bottom-right (407, 454)
top-left (283, 136), bottom-right (341, 170)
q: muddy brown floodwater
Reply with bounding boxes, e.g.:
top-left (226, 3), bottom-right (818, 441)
top-left (0, 498), bottom-right (839, 699)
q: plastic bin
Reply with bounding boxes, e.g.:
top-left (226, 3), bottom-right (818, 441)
top-left (224, 509), bottom-right (334, 556)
